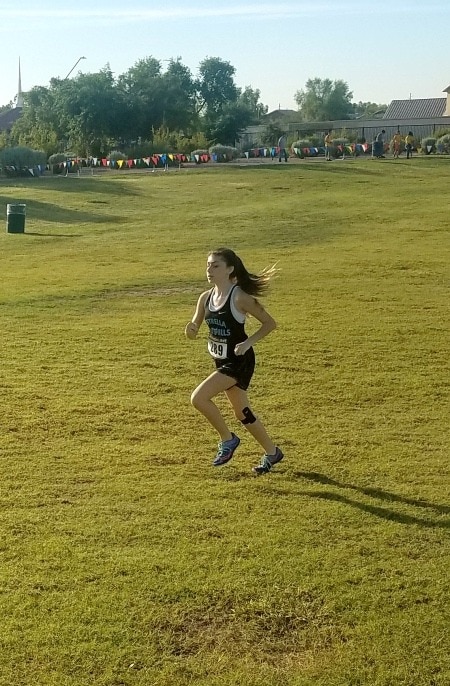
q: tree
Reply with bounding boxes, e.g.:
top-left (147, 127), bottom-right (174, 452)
top-left (195, 58), bottom-right (266, 144)
top-left (10, 86), bottom-right (62, 154)
top-left (0, 101), bottom-right (14, 114)
top-left (352, 101), bottom-right (388, 118)
top-left (238, 86), bottom-right (268, 120)
top-left (196, 57), bottom-right (238, 115)
top-left (118, 57), bottom-right (165, 139)
top-left (4, 55), bottom-right (266, 155)
top-left (204, 100), bottom-right (255, 146)
top-left (260, 122), bottom-right (285, 146)
top-left (160, 58), bottom-right (198, 133)
top-left (58, 68), bottom-right (128, 155)
top-left (294, 78), bottom-right (353, 121)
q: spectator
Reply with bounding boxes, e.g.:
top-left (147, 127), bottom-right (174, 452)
top-left (405, 131), bottom-right (414, 159)
top-left (373, 129), bottom-right (386, 158)
top-left (392, 129), bottom-right (401, 158)
top-left (324, 130), bottom-right (333, 161)
top-left (277, 134), bottom-right (288, 163)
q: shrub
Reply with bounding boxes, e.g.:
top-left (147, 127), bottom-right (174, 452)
top-left (333, 138), bottom-right (351, 158)
top-left (191, 149), bottom-right (210, 164)
top-left (107, 150), bottom-right (127, 161)
top-left (183, 132), bottom-right (211, 155)
top-left (122, 131), bottom-right (212, 158)
top-left (336, 128), bottom-right (359, 143)
top-left (292, 139), bottom-right (313, 149)
top-left (433, 127), bottom-right (450, 139)
top-left (292, 139), bottom-right (315, 157)
top-left (121, 141), bottom-right (151, 159)
top-left (48, 152), bottom-right (70, 175)
top-left (0, 146), bottom-right (46, 175)
top-left (209, 144), bottom-right (240, 162)
top-left (435, 134), bottom-right (450, 154)
top-left (420, 137), bottom-right (436, 154)
top-left (48, 153), bottom-right (67, 164)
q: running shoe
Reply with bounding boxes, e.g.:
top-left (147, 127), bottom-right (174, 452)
top-left (213, 433), bottom-right (240, 466)
top-left (252, 447), bottom-right (284, 475)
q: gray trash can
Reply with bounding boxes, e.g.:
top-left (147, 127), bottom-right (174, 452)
top-left (372, 141), bottom-right (383, 158)
top-left (6, 203), bottom-right (26, 233)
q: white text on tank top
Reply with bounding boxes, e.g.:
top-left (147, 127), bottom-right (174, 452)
top-left (205, 286), bottom-right (246, 360)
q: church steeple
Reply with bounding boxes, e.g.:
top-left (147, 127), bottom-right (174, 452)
top-left (16, 57), bottom-right (24, 108)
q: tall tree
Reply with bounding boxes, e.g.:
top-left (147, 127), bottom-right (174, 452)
top-left (160, 58), bottom-right (198, 133)
top-left (205, 86), bottom-right (268, 145)
top-left (238, 86), bottom-right (268, 120)
top-left (295, 78), bottom-right (353, 121)
top-left (352, 101), bottom-right (388, 118)
top-left (196, 57), bottom-right (238, 115)
top-left (204, 100), bottom-right (255, 146)
top-left (118, 57), bottom-right (164, 139)
top-left (10, 86), bottom-right (63, 154)
top-left (0, 101), bottom-right (14, 114)
top-left (57, 68), bottom-right (127, 155)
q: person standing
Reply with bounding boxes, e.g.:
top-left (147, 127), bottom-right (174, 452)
top-left (277, 134), bottom-right (288, 162)
top-left (392, 129), bottom-right (402, 158)
top-left (185, 248), bottom-right (284, 475)
top-left (405, 131), bottom-right (414, 159)
top-left (373, 129), bottom-right (386, 158)
top-left (324, 130), bottom-right (333, 160)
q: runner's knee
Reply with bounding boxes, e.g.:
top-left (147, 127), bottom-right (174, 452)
top-left (190, 389), bottom-right (203, 409)
top-left (239, 406), bottom-right (257, 424)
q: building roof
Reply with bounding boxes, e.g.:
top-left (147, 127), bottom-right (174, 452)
top-left (0, 106), bottom-right (23, 132)
top-left (384, 98), bottom-right (446, 119)
top-left (263, 108), bottom-right (298, 122)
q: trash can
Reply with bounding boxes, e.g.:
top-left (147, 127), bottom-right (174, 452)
top-left (372, 141), bottom-right (383, 158)
top-left (6, 203), bottom-right (26, 233)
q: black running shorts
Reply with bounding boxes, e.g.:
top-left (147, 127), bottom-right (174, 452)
top-left (214, 348), bottom-right (255, 391)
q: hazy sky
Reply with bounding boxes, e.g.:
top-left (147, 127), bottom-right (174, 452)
top-left (1, 0), bottom-right (450, 112)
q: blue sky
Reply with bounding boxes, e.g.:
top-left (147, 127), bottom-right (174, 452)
top-left (1, 0), bottom-right (450, 112)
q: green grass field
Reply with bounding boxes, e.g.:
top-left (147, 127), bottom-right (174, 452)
top-left (1, 158), bottom-right (449, 686)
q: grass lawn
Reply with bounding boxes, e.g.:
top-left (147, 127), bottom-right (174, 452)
top-left (0, 157), bottom-right (449, 685)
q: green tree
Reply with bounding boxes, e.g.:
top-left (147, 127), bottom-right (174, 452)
top-left (294, 78), bottom-right (353, 121)
top-left (238, 86), bottom-right (268, 120)
top-left (10, 86), bottom-right (62, 154)
top-left (4, 55), bottom-right (266, 156)
top-left (352, 101), bottom-right (388, 118)
top-left (61, 67), bottom-right (128, 155)
top-left (196, 59), bottom-right (265, 144)
top-left (204, 100), bottom-right (255, 146)
top-left (160, 58), bottom-right (198, 133)
top-left (196, 57), bottom-right (238, 115)
top-left (118, 57), bottom-right (164, 138)
top-left (0, 101), bottom-right (14, 114)
top-left (260, 122), bottom-right (285, 146)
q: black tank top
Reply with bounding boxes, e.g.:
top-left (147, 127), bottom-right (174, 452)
top-left (204, 285), bottom-right (248, 361)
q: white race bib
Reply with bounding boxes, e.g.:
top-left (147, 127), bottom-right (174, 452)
top-left (208, 339), bottom-right (228, 359)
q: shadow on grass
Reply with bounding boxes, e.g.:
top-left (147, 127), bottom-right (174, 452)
top-left (24, 231), bottom-right (82, 238)
top-left (291, 471), bottom-right (450, 529)
top-left (0, 176), bottom-right (139, 197)
top-left (230, 161), bottom-right (382, 177)
top-left (0, 176), bottom-right (138, 226)
top-left (34, 203), bottom-right (122, 224)
top-left (1, 198), bottom-right (126, 225)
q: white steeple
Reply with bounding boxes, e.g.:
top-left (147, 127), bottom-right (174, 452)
top-left (16, 57), bottom-right (24, 108)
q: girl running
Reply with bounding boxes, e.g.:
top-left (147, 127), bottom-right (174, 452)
top-left (185, 248), bottom-right (283, 475)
